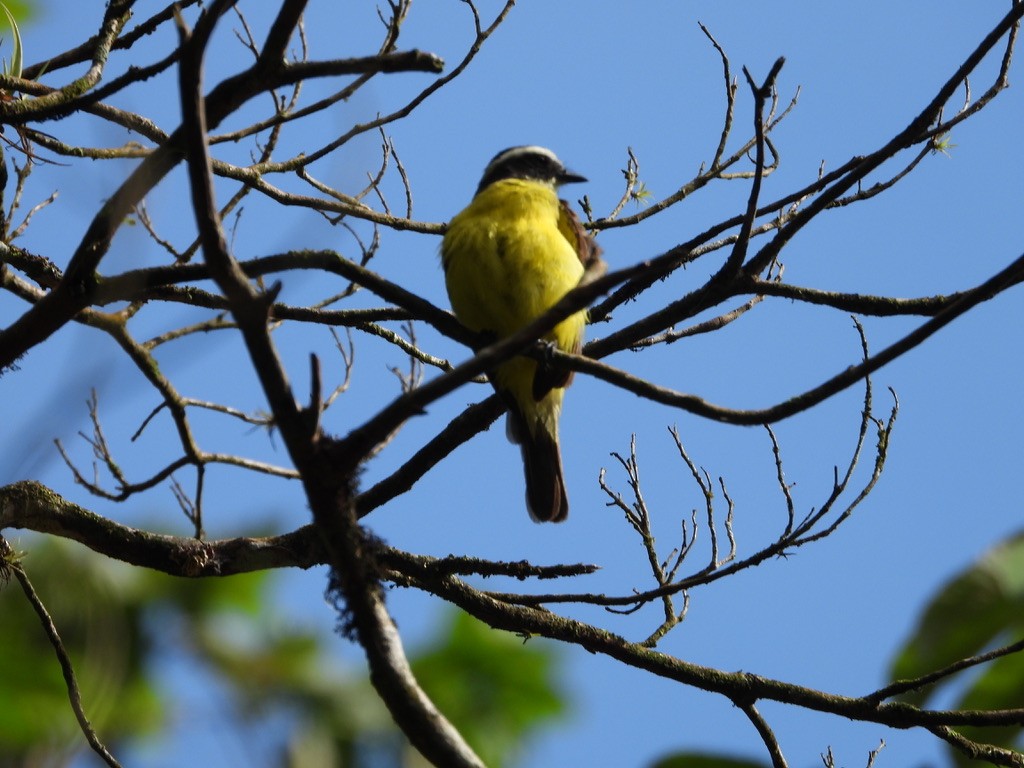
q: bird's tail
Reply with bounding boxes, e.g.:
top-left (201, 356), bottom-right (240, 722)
top-left (506, 400), bottom-right (569, 523)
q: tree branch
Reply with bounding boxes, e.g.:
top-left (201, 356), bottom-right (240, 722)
top-left (411, 568), bottom-right (1024, 734)
top-left (172, 11), bottom-right (483, 766)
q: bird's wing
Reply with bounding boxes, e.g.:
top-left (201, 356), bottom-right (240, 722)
top-left (529, 202), bottom-right (606, 401)
top-left (557, 199), bottom-right (607, 282)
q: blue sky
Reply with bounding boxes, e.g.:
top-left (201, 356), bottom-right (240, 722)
top-left (3, 2), bottom-right (1024, 766)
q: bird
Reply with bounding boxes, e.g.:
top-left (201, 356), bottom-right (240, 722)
top-left (441, 146), bottom-right (604, 522)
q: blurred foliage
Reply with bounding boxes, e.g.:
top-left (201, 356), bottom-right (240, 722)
top-left (889, 530), bottom-right (1024, 765)
top-left (412, 609), bottom-right (566, 767)
top-left (0, 538), bottom-right (162, 768)
top-left (0, 0), bottom-right (32, 25)
top-left (0, 537), bottom-right (567, 768)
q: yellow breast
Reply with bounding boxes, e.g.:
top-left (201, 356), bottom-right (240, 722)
top-left (441, 178), bottom-right (586, 347)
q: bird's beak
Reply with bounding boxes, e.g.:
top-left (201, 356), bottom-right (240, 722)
top-left (558, 169), bottom-right (587, 185)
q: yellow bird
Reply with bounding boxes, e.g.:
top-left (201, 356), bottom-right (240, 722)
top-left (441, 146), bottom-right (603, 522)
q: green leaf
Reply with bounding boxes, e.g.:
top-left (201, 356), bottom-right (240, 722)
top-left (0, 1), bottom-right (23, 79)
top-left (888, 530), bottom-right (1024, 707)
top-left (888, 531), bottom-right (1024, 765)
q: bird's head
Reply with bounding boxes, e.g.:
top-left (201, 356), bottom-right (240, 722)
top-left (475, 145), bottom-right (586, 195)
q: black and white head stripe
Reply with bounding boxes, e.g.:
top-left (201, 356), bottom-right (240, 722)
top-left (476, 146), bottom-right (587, 194)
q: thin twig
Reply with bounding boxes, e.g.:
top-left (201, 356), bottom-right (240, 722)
top-left (0, 536), bottom-right (123, 768)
